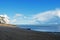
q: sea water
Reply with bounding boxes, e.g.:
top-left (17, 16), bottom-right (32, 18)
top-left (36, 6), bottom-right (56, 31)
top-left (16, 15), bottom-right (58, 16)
top-left (17, 25), bottom-right (59, 32)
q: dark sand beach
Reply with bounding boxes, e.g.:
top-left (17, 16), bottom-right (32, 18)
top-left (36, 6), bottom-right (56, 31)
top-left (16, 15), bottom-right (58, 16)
top-left (0, 25), bottom-right (59, 40)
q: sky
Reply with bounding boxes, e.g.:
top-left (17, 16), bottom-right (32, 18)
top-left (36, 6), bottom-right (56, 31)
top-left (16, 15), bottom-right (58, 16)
top-left (0, 0), bottom-right (60, 25)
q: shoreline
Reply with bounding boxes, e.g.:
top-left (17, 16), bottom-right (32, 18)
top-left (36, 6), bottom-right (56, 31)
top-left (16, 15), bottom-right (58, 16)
top-left (0, 24), bottom-right (16, 27)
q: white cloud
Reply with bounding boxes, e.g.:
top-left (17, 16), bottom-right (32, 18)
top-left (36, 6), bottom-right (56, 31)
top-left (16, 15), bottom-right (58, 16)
top-left (33, 11), bottom-right (55, 22)
top-left (55, 8), bottom-right (60, 17)
top-left (11, 8), bottom-right (60, 25)
top-left (12, 19), bottom-right (17, 23)
top-left (14, 13), bottom-right (27, 19)
top-left (1, 8), bottom-right (60, 25)
top-left (30, 8), bottom-right (60, 24)
top-left (14, 14), bottom-right (23, 18)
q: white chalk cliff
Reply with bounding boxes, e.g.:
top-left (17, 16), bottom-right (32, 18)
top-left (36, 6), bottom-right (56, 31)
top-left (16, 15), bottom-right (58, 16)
top-left (0, 15), bottom-right (10, 24)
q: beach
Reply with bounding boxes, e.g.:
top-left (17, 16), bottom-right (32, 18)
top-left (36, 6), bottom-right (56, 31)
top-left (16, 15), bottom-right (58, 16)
top-left (0, 25), bottom-right (59, 40)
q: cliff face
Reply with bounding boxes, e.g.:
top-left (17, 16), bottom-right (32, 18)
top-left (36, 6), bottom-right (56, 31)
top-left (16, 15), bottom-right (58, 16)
top-left (0, 15), bottom-right (10, 24)
top-left (0, 26), bottom-right (59, 40)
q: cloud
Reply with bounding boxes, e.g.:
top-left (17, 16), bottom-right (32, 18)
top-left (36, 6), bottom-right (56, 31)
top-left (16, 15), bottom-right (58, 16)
top-left (14, 13), bottom-right (27, 19)
top-left (30, 8), bottom-right (60, 24)
top-left (11, 13), bottom-right (28, 24)
top-left (55, 8), bottom-right (60, 17)
top-left (1, 8), bottom-right (60, 25)
top-left (12, 19), bottom-right (17, 23)
top-left (33, 11), bottom-right (55, 22)
top-left (11, 8), bottom-right (60, 25)
top-left (14, 14), bottom-right (23, 18)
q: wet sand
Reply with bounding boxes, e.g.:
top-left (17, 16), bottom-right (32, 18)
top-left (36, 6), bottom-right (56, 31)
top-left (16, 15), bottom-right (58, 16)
top-left (0, 26), bottom-right (59, 40)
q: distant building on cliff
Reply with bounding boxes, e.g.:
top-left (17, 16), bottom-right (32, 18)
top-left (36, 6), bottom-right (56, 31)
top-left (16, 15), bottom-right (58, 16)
top-left (0, 15), bottom-right (10, 24)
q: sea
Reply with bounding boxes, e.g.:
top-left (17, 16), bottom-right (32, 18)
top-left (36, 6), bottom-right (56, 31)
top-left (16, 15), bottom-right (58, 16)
top-left (17, 24), bottom-right (60, 32)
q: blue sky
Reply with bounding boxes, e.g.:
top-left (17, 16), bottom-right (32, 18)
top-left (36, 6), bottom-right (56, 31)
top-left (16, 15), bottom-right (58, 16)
top-left (0, 0), bottom-right (60, 25)
top-left (0, 0), bottom-right (60, 15)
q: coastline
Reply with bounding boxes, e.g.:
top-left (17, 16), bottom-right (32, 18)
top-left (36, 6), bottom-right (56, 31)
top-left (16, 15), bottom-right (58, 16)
top-left (0, 24), bottom-right (59, 40)
top-left (0, 24), bottom-right (16, 27)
